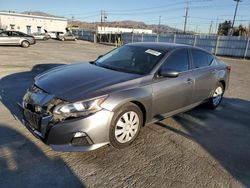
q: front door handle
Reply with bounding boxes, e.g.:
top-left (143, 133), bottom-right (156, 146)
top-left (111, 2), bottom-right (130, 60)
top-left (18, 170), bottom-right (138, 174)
top-left (186, 78), bottom-right (193, 84)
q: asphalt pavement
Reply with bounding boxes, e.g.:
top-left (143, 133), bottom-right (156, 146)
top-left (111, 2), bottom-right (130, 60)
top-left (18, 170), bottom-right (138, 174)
top-left (0, 40), bottom-right (249, 188)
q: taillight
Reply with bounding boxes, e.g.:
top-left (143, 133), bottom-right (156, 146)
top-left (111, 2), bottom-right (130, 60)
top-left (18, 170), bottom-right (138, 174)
top-left (227, 65), bottom-right (231, 72)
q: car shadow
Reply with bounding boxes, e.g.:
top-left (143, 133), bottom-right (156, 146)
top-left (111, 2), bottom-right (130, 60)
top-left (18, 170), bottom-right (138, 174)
top-left (0, 64), bottom-right (85, 187)
top-left (155, 98), bottom-right (250, 187)
top-left (0, 64), bottom-right (65, 121)
top-left (0, 125), bottom-right (84, 188)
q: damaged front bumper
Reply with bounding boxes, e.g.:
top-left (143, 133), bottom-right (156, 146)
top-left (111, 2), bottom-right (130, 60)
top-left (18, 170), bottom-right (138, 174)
top-left (18, 87), bottom-right (113, 152)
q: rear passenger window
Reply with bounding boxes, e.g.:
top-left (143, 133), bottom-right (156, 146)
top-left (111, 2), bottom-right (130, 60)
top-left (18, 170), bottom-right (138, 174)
top-left (161, 49), bottom-right (189, 72)
top-left (11, 32), bottom-right (20, 36)
top-left (192, 49), bottom-right (213, 68)
top-left (207, 53), bottom-right (214, 65)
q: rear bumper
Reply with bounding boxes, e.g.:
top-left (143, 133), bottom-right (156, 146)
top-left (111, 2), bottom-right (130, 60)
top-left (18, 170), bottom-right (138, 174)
top-left (18, 103), bottom-right (113, 152)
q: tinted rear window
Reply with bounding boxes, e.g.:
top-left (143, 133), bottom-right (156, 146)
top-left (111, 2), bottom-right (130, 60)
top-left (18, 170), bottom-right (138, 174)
top-left (192, 49), bottom-right (213, 68)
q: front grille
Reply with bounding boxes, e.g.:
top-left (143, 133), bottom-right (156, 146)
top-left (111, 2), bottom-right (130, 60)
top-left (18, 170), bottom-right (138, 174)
top-left (71, 137), bottom-right (90, 146)
top-left (24, 108), bottom-right (42, 130)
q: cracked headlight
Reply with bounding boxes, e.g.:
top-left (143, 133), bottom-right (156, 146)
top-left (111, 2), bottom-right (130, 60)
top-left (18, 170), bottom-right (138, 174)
top-left (53, 96), bottom-right (107, 117)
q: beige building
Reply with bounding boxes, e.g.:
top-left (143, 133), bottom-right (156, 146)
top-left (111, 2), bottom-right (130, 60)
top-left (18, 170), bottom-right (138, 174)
top-left (0, 11), bottom-right (68, 34)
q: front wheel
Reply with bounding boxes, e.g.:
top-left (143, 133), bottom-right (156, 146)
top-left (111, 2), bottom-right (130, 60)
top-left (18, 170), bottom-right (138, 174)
top-left (206, 82), bottom-right (224, 109)
top-left (109, 103), bottom-right (143, 149)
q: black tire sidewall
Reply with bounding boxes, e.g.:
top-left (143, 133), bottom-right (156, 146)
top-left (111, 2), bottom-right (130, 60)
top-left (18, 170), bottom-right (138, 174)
top-left (21, 41), bottom-right (29, 48)
top-left (109, 103), bottom-right (143, 149)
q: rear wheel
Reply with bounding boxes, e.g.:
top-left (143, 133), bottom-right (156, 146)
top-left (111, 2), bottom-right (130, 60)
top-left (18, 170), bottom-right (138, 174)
top-left (207, 82), bottom-right (224, 109)
top-left (109, 103), bottom-right (143, 149)
top-left (21, 41), bottom-right (30, 48)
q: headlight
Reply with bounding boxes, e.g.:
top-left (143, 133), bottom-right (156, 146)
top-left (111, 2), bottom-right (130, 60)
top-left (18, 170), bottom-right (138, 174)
top-left (53, 96), bottom-right (107, 117)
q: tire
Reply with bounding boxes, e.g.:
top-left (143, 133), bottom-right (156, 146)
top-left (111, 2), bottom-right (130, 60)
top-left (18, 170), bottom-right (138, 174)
top-left (61, 37), bottom-right (65, 41)
top-left (21, 40), bottom-right (30, 48)
top-left (109, 103), bottom-right (143, 149)
top-left (206, 82), bottom-right (224, 109)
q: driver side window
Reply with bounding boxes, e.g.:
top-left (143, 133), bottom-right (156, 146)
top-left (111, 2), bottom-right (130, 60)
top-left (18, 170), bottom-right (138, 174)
top-left (161, 49), bottom-right (189, 72)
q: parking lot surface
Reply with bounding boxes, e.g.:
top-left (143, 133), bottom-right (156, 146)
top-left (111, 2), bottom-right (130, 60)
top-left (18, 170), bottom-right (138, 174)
top-left (0, 40), bottom-right (250, 188)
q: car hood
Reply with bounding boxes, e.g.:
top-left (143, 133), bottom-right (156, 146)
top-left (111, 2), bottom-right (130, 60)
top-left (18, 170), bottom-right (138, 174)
top-left (35, 62), bottom-right (142, 102)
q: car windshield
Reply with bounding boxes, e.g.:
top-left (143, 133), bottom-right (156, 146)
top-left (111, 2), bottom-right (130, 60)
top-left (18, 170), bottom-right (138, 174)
top-left (95, 45), bottom-right (166, 75)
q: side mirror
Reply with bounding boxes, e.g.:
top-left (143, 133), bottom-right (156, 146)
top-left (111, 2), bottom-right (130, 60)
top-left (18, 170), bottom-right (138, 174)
top-left (159, 69), bottom-right (179, 78)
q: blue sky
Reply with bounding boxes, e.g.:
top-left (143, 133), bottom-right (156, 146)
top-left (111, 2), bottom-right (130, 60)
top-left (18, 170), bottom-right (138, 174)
top-left (0, 0), bottom-right (249, 33)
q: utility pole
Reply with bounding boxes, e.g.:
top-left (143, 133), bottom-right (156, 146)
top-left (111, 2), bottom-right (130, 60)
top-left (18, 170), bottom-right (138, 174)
top-left (248, 21), bottom-right (250, 37)
top-left (100, 10), bottom-right (103, 27)
top-left (231, 0), bottom-right (242, 35)
top-left (100, 10), bottom-right (108, 27)
top-left (215, 17), bottom-right (219, 34)
top-left (184, 1), bottom-right (189, 33)
top-left (195, 24), bottom-right (198, 34)
top-left (209, 21), bottom-right (213, 35)
top-left (158, 16), bottom-right (161, 34)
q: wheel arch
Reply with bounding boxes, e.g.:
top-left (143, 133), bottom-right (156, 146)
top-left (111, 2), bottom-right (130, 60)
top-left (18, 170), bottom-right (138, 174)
top-left (21, 40), bottom-right (30, 47)
top-left (219, 80), bottom-right (226, 90)
top-left (130, 100), bottom-right (147, 126)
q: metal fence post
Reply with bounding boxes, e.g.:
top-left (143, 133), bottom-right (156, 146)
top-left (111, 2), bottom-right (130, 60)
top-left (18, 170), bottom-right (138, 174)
top-left (141, 33), bottom-right (144, 42)
top-left (173, 34), bottom-right (176, 44)
top-left (94, 33), bottom-right (97, 43)
top-left (131, 33), bottom-right (134, 43)
top-left (156, 34), bottom-right (159, 42)
top-left (215, 36), bottom-right (220, 55)
top-left (194, 35), bottom-right (197, 47)
top-left (244, 38), bottom-right (250, 59)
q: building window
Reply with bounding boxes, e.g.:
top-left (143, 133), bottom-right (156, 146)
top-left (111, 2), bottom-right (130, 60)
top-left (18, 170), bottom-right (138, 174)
top-left (26, 26), bottom-right (31, 34)
top-left (37, 26), bottom-right (42, 34)
top-left (10, 24), bottom-right (15, 30)
top-left (17, 26), bottom-right (20, 30)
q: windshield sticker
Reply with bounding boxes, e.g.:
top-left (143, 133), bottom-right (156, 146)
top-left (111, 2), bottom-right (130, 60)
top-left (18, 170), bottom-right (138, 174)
top-left (145, 49), bottom-right (162, 56)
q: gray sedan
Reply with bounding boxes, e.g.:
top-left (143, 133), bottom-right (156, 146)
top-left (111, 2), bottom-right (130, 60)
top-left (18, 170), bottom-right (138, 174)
top-left (58, 32), bottom-right (77, 41)
top-left (19, 43), bottom-right (230, 151)
top-left (0, 30), bottom-right (36, 47)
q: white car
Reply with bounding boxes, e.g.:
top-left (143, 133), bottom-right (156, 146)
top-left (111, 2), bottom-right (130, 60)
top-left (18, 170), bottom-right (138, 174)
top-left (46, 31), bottom-right (64, 39)
top-left (31, 33), bottom-right (50, 40)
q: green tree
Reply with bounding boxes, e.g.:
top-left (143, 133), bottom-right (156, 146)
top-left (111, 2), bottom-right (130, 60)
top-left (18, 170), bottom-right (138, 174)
top-left (233, 24), bottom-right (247, 36)
top-left (217, 20), bottom-right (232, 36)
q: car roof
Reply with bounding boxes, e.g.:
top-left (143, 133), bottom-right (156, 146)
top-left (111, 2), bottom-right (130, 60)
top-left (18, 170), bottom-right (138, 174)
top-left (126, 42), bottom-right (210, 54)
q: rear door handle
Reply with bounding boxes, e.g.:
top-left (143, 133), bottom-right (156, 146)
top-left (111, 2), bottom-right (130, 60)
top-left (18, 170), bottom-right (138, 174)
top-left (186, 78), bottom-right (193, 84)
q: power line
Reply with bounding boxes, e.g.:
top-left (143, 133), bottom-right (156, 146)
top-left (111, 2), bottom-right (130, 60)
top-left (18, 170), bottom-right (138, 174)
top-left (107, 0), bottom-right (213, 13)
